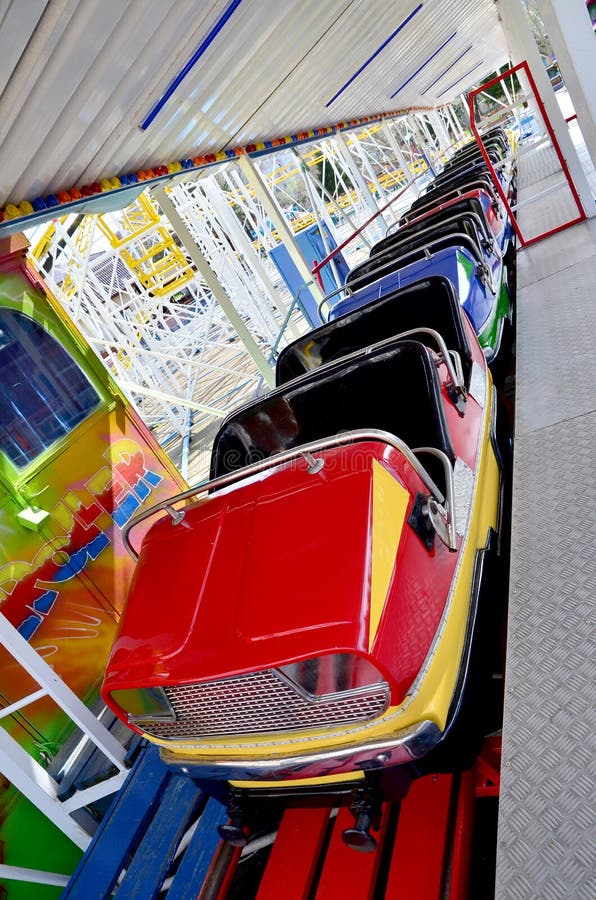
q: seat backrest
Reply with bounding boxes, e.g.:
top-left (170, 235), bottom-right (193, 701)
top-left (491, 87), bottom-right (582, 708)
top-left (344, 231), bottom-right (481, 294)
top-left (398, 194), bottom-right (490, 231)
top-left (276, 276), bottom-right (472, 388)
top-left (426, 169), bottom-right (496, 197)
top-left (211, 339), bottom-right (455, 483)
top-left (443, 144), bottom-right (502, 170)
top-left (369, 213), bottom-right (485, 261)
top-left (425, 160), bottom-right (493, 192)
top-left (376, 207), bottom-right (490, 257)
top-left (404, 181), bottom-right (497, 221)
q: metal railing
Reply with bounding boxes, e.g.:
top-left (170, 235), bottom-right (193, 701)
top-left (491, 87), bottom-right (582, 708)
top-left (124, 428), bottom-right (458, 559)
top-left (0, 613), bottom-right (129, 851)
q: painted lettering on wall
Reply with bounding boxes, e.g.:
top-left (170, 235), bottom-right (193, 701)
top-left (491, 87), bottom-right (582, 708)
top-left (0, 440), bottom-right (163, 640)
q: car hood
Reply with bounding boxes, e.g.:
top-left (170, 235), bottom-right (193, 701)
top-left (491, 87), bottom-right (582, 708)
top-left (104, 449), bottom-right (399, 692)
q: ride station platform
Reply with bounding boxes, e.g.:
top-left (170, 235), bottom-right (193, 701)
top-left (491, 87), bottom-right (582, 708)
top-left (495, 138), bottom-right (596, 897)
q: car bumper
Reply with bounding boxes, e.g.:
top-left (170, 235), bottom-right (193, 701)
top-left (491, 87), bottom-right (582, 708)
top-left (159, 719), bottom-right (442, 782)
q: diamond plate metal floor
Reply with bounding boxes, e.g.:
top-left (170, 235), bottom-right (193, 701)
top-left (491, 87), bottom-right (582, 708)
top-left (495, 164), bottom-right (596, 896)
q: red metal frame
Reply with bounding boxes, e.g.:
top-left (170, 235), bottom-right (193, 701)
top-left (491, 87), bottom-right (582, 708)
top-left (475, 735), bottom-right (502, 799)
top-left (386, 774), bottom-right (454, 897)
top-left (256, 807), bottom-right (330, 899)
top-left (314, 805), bottom-right (391, 898)
top-left (449, 769), bottom-right (476, 900)
top-left (311, 168), bottom-right (428, 279)
top-left (311, 129), bottom-right (472, 279)
top-left (467, 61), bottom-right (586, 248)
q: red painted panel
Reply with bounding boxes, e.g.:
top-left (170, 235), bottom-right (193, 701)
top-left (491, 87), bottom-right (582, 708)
top-left (385, 774), bottom-right (453, 898)
top-left (448, 769), bottom-right (476, 900)
top-left (256, 807), bottom-right (331, 900)
top-left (314, 805), bottom-right (391, 900)
top-left (106, 448), bottom-right (380, 688)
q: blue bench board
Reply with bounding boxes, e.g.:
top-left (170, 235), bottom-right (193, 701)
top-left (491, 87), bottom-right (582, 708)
top-left (63, 744), bottom-right (228, 899)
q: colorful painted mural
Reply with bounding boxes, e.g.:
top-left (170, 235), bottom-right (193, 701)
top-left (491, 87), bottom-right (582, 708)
top-left (0, 235), bottom-right (186, 895)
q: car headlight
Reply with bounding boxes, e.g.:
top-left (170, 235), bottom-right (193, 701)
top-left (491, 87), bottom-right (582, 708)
top-left (278, 653), bottom-right (388, 699)
top-left (110, 686), bottom-right (176, 724)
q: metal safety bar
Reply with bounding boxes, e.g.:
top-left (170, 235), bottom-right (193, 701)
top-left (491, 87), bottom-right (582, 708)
top-left (282, 325), bottom-right (466, 402)
top-left (375, 230), bottom-right (496, 283)
top-left (124, 429), bottom-right (458, 559)
top-left (279, 326), bottom-right (466, 402)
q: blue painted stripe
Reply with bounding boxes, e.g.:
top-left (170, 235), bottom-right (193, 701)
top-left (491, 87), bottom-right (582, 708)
top-left (141, 0), bottom-right (244, 130)
top-left (390, 30), bottom-right (457, 99)
top-left (437, 61), bottom-right (484, 98)
top-left (420, 44), bottom-right (473, 95)
top-left (325, 4), bottom-right (423, 108)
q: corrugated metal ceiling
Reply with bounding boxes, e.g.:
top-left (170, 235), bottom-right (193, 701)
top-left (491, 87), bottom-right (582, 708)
top-left (0, 0), bottom-right (508, 215)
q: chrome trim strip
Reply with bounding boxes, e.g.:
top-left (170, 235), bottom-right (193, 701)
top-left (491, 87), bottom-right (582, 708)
top-left (404, 363), bottom-right (490, 702)
top-left (386, 210), bottom-right (496, 253)
top-left (453, 457), bottom-right (475, 537)
top-left (159, 720), bottom-right (442, 782)
top-left (468, 360), bottom-right (487, 408)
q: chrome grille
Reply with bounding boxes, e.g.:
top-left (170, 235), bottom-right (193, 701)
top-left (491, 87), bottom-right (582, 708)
top-left (137, 669), bottom-right (390, 740)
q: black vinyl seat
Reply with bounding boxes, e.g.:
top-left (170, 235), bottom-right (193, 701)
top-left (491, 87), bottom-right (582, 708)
top-left (395, 195), bottom-right (493, 234)
top-left (344, 230), bottom-right (484, 294)
top-left (424, 168), bottom-right (496, 197)
top-left (378, 204), bottom-right (493, 253)
top-left (402, 180), bottom-right (499, 223)
top-left (370, 212), bottom-right (488, 260)
top-left (447, 137), bottom-right (505, 163)
top-left (276, 276), bottom-right (472, 388)
top-left (211, 339), bottom-right (455, 489)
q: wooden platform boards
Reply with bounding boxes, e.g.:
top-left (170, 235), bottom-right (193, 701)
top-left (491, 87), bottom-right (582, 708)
top-left (63, 741), bottom-right (497, 899)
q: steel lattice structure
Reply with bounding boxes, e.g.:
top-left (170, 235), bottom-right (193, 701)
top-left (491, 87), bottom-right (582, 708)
top-left (27, 113), bottom-right (464, 480)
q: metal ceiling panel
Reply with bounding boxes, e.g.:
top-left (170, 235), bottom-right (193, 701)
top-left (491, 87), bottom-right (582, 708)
top-left (0, 0), bottom-right (508, 216)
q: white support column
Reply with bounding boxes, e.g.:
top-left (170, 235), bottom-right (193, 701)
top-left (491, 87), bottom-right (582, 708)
top-left (236, 152), bottom-right (325, 306)
top-left (154, 184), bottom-right (275, 386)
top-left (0, 728), bottom-right (91, 849)
top-left (410, 115), bottom-right (438, 174)
top-left (383, 122), bottom-right (416, 185)
top-left (536, 0), bottom-right (596, 169)
top-left (292, 149), bottom-right (345, 288)
top-left (302, 147), bottom-right (373, 249)
top-left (334, 131), bottom-right (382, 221)
top-left (430, 110), bottom-right (451, 152)
top-left (419, 115), bottom-right (440, 153)
top-left (459, 93), bottom-right (472, 129)
top-left (446, 105), bottom-right (464, 140)
top-left (496, 0), bottom-right (595, 216)
top-left (445, 107), bottom-right (459, 142)
top-left (201, 176), bottom-right (298, 333)
top-left (352, 131), bottom-right (388, 202)
top-left (293, 150), bottom-right (339, 242)
top-left (500, 66), bottom-right (524, 133)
